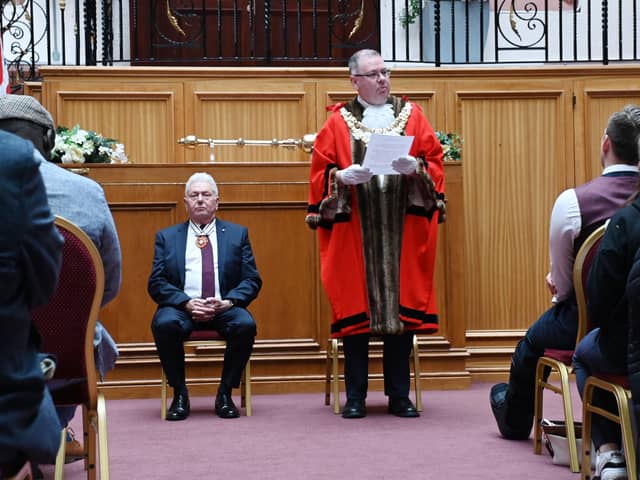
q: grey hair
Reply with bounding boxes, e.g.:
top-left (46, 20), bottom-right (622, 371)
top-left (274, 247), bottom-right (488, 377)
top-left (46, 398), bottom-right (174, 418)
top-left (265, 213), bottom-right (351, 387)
top-left (348, 49), bottom-right (382, 75)
top-left (185, 172), bottom-right (219, 197)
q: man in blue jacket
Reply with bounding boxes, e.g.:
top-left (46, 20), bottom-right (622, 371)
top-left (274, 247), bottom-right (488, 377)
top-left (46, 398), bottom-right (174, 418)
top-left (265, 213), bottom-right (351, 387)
top-left (0, 130), bottom-right (63, 476)
top-left (149, 172), bottom-right (262, 420)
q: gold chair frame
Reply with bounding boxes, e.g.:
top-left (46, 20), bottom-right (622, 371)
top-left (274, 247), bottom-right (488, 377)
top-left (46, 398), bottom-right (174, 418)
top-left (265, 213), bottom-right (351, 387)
top-left (324, 335), bottom-right (422, 414)
top-left (580, 376), bottom-right (636, 480)
top-left (160, 339), bottom-right (251, 419)
top-left (44, 216), bottom-right (109, 480)
top-left (533, 225), bottom-right (606, 473)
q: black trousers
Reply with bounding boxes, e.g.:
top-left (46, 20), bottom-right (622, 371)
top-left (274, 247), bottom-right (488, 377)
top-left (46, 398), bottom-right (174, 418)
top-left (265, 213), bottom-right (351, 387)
top-left (503, 299), bottom-right (577, 432)
top-left (342, 332), bottom-right (414, 402)
top-left (151, 305), bottom-right (256, 394)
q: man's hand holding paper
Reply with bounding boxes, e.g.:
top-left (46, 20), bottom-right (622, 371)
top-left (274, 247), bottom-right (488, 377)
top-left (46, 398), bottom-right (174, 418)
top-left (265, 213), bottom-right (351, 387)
top-left (391, 155), bottom-right (418, 175)
top-left (363, 133), bottom-right (415, 175)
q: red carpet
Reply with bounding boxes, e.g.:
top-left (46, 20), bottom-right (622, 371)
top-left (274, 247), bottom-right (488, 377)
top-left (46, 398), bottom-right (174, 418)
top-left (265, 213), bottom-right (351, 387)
top-left (41, 382), bottom-right (582, 479)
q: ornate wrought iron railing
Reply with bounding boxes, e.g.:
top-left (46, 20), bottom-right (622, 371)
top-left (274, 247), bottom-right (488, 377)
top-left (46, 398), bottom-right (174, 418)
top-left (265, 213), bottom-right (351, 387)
top-left (1, 0), bottom-right (638, 84)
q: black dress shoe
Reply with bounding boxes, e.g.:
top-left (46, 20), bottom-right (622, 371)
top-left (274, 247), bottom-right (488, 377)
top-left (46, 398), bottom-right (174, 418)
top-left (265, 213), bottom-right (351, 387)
top-left (341, 399), bottom-right (366, 419)
top-left (215, 392), bottom-right (240, 418)
top-left (388, 397), bottom-right (420, 417)
top-left (166, 392), bottom-right (190, 421)
top-left (489, 383), bottom-right (531, 440)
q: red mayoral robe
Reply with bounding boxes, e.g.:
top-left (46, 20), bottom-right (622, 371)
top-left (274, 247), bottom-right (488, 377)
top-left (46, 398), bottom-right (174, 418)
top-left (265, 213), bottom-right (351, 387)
top-left (306, 96), bottom-right (446, 338)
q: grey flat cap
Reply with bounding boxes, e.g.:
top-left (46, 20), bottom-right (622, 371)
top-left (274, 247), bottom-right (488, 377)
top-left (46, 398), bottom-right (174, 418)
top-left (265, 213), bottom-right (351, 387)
top-left (0, 94), bottom-right (55, 130)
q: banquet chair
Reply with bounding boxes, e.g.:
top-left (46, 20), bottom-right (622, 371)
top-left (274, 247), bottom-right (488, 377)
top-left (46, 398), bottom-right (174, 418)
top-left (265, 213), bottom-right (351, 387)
top-left (532, 225), bottom-right (606, 473)
top-left (581, 374), bottom-right (636, 480)
top-left (324, 335), bottom-right (422, 414)
top-left (160, 329), bottom-right (251, 419)
top-left (31, 216), bottom-right (109, 480)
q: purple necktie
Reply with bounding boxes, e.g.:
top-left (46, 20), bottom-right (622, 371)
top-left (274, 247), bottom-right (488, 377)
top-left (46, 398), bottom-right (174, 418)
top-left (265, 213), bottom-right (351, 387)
top-left (201, 236), bottom-right (215, 298)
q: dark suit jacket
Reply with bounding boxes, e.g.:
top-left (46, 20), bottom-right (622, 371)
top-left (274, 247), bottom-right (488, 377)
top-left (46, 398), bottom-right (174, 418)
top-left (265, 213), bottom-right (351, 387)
top-left (0, 132), bottom-right (63, 466)
top-left (627, 247), bottom-right (640, 446)
top-left (148, 219), bottom-right (261, 309)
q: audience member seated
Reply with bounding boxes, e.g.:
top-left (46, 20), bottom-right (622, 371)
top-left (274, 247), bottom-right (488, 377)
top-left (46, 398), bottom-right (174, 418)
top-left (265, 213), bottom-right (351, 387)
top-left (0, 94), bottom-right (122, 461)
top-left (490, 105), bottom-right (640, 440)
top-left (626, 248), bottom-right (640, 476)
top-left (573, 177), bottom-right (640, 480)
top-left (0, 130), bottom-right (63, 478)
top-left (149, 172), bottom-right (261, 420)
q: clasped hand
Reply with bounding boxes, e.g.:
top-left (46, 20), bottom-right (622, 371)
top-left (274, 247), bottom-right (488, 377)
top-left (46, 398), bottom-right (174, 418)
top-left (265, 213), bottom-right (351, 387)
top-left (391, 155), bottom-right (417, 175)
top-left (187, 297), bottom-right (232, 322)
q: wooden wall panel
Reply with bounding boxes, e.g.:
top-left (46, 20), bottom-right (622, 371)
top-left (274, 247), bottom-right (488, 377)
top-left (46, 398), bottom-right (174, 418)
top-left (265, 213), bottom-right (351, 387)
top-left (101, 203), bottom-right (179, 344)
top-left (574, 81), bottom-right (640, 185)
top-left (185, 80), bottom-right (316, 163)
top-left (459, 88), bottom-right (572, 334)
top-left (437, 163), bottom-right (464, 347)
top-left (41, 82), bottom-right (185, 164)
top-left (214, 205), bottom-right (323, 341)
top-left (35, 65), bottom-right (640, 396)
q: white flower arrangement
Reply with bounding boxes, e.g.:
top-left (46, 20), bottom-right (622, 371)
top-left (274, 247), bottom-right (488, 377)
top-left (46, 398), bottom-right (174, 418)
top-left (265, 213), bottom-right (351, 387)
top-left (51, 125), bottom-right (129, 164)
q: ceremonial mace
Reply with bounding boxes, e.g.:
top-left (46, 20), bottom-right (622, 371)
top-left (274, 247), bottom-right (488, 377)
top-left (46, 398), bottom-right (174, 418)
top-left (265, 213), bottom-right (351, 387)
top-left (178, 134), bottom-right (317, 161)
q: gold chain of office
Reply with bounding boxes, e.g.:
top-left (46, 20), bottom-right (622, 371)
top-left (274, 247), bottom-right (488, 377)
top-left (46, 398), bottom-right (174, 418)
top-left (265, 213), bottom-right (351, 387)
top-left (340, 103), bottom-right (412, 144)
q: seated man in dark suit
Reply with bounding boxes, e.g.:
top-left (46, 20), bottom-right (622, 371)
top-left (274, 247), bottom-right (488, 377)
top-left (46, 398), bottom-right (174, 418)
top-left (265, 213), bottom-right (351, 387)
top-left (149, 172), bottom-right (262, 420)
top-left (0, 130), bottom-right (63, 477)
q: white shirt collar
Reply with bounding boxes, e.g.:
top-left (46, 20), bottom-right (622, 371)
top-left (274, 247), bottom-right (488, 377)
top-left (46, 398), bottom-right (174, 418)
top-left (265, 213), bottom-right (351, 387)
top-left (189, 218), bottom-right (216, 236)
top-left (602, 163), bottom-right (639, 175)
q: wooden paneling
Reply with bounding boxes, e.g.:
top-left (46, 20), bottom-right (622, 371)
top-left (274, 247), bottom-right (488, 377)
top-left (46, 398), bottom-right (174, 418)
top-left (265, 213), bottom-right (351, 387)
top-left (41, 80), bottom-right (186, 164)
top-left (185, 79), bottom-right (316, 163)
top-left (36, 65), bottom-right (640, 397)
top-left (101, 203), bottom-right (179, 344)
top-left (457, 86), bottom-right (572, 333)
top-left (573, 80), bottom-right (640, 184)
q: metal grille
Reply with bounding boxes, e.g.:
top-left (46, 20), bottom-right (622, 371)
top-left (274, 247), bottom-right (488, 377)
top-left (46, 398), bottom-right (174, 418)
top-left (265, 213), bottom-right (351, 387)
top-left (1, 0), bottom-right (638, 83)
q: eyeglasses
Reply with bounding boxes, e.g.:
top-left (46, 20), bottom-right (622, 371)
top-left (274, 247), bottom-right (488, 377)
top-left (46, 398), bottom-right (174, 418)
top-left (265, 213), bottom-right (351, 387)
top-left (352, 69), bottom-right (391, 79)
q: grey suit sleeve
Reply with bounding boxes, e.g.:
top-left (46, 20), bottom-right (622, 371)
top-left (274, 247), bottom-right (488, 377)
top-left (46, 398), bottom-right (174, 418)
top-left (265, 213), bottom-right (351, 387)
top-left (96, 186), bottom-right (122, 306)
top-left (22, 152), bottom-right (64, 307)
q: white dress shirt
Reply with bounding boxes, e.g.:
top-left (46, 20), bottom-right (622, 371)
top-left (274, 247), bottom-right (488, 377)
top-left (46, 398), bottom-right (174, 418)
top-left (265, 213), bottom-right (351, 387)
top-left (549, 163), bottom-right (638, 302)
top-left (184, 219), bottom-right (221, 299)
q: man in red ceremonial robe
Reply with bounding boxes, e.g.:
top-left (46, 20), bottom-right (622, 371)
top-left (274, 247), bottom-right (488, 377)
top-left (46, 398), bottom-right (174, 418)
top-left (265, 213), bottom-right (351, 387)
top-left (306, 49), bottom-right (446, 418)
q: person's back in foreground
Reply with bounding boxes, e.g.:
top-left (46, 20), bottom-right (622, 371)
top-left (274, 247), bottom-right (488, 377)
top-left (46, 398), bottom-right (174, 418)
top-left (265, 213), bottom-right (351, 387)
top-left (0, 130), bottom-right (63, 477)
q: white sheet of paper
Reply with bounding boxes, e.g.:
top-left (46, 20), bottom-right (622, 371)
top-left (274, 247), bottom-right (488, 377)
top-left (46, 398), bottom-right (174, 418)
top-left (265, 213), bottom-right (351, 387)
top-left (362, 134), bottom-right (414, 175)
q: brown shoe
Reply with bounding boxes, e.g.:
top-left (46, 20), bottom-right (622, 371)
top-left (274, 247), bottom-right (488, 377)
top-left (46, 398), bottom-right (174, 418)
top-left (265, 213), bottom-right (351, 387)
top-left (65, 428), bottom-right (84, 464)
